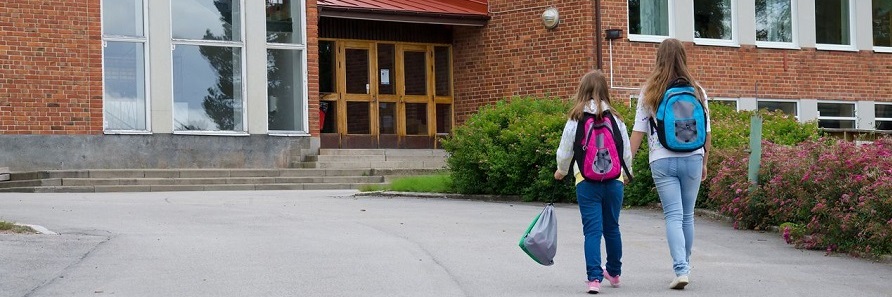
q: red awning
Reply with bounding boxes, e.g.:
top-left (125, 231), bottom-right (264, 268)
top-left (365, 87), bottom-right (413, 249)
top-left (318, 0), bottom-right (489, 26)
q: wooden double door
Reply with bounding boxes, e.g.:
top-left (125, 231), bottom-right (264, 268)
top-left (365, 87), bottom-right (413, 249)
top-left (319, 40), bottom-right (453, 149)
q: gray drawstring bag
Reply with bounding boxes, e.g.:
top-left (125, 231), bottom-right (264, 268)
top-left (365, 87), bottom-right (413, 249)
top-left (518, 203), bottom-right (557, 266)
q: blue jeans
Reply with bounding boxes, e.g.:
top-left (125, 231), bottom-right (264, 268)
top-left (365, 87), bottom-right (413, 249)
top-left (651, 155), bottom-right (703, 276)
top-left (576, 180), bottom-right (623, 282)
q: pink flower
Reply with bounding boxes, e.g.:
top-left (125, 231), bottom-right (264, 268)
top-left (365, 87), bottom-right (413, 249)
top-left (782, 226), bottom-right (792, 244)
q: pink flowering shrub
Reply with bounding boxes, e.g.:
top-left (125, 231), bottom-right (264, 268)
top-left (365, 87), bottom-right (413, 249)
top-left (711, 137), bottom-right (892, 257)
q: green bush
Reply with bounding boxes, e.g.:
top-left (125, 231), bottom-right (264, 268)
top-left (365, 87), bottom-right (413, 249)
top-left (441, 98), bottom-right (818, 206)
top-left (441, 97), bottom-right (576, 202)
top-left (619, 103), bottom-right (819, 207)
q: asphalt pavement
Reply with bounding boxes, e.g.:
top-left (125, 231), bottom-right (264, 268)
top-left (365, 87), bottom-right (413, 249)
top-left (1, 190), bottom-right (890, 297)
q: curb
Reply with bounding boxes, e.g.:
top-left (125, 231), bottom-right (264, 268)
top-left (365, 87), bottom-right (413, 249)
top-left (354, 190), bottom-right (522, 202)
top-left (17, 223), bottom-right (58, 235)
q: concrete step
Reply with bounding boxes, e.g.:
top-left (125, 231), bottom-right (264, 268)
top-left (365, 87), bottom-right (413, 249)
top-left (0, 183), bottom-right (381, 193)
top-left (292, 161), bottom-right (446, 169)
top-left (4, 169), bottom-right (385, 180)
top-left (58, 176), bottom-right (385, 187)
top-left (318, 149), bottom-right (448, 157)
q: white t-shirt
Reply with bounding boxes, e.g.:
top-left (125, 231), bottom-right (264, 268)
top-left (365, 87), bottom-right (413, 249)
top-left (631, 85), bottom-right (711, 164)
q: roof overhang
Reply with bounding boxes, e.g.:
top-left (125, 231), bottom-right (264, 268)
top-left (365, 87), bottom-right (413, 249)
top-left (318, 1), bottom-right (490, 27)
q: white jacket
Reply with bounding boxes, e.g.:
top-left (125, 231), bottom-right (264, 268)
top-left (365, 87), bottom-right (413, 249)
top-left (555, 100), bottom-right (633, 182)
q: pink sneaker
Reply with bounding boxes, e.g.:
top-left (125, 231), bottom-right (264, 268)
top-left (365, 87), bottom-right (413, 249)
top-left (602, 267), bottom-right (620, 287)
top-left (587, 279), bottom-right (600, 294)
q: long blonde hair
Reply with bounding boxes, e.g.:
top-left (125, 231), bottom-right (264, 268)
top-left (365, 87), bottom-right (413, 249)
top-left (642, 38), bottom-right (705, 114)
top-left (568, 70), bottom-right (618, 121)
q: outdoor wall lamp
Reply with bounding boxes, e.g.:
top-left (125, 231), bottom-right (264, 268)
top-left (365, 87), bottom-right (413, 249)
top-left (542, 7), bottom-right (559, 29)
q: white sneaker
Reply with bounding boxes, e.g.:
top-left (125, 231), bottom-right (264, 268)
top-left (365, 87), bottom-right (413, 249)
top-left (670, 275), bottom-right (689, 290)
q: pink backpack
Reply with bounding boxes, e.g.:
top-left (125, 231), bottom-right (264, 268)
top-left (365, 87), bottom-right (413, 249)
top-left (572, 111), bottom-right (632, 182)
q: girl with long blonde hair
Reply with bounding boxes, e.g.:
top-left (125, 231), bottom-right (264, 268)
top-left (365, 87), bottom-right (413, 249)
top-left (629, 38), bottom-right (712, 290)
top-left (555, 70), bottom-right (632, 294)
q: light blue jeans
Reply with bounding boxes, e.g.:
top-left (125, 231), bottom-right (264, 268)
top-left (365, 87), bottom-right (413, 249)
top-left (650, 155), bottom-right (703, 276)
top-left (576, 180), bottom-right (623, 282)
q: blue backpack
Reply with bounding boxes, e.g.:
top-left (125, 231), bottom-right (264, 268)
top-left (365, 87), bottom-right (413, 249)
top-left (649, 79), bottom-right (708, 152)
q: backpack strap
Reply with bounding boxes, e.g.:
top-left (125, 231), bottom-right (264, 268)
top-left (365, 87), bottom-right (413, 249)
top-left (605, 111), bottom-right (634, 183)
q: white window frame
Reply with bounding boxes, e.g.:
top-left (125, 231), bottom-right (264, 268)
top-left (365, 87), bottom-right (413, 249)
top-left (874, 103), bottom-right (892, 130)
top-left (757, 99), bottom-right (800, 120)
top-left (169, 0), bottom-right (249, 136)
top-left (815, 0), bottom-right (858, 51)
top-left (101, 0), bottom-right (151, 134)
top-left (627, 0), bottom-right (673, 43)
top-left (693, 0), bottom-right (740, 47)
top-left (712, 98), bottom-right (740, 111)
top-left (755, 0), bottom-right (800, 50)
top-left (267, 0), bottom-right (310, 136)
top-left (817, 101), bottom-right (858, 129)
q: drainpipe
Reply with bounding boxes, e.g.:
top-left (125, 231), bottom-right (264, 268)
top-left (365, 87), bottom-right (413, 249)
top-left (595, 0), bottom-right (603, 69)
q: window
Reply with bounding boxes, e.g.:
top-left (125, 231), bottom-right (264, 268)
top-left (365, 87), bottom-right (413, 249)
top-left (758, 100), bottom-right (798, 118)
top-left (694, 0), bottom-right (737, 46)
top-left (875, 103), bottom-right (892, 130)
top-left (172, 0), bottom-right (245, 133)
top-left (818, 102), bottom-right (857, 129)
top-left (102, 0), bottom-right (148, 132)
top-left (628, 0), bottom-right (670, 41)
top-left (756, 0), bottom-right (797, 48)
top-left (815, 0), bottom-right (854, 50)
top-left (267, 0), bottom-right (307, 133)
top-left (875, 0), bottom-right (892, 52)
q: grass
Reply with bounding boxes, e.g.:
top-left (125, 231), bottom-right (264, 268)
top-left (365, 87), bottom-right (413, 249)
top-left (0, 221), bottom-right (35, 234)
top-left (359, 174), bottom-right (453, 193)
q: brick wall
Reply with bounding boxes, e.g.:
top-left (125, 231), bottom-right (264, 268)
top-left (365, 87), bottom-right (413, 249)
top-left (0, 0), bottom-right (103, 135)
top-left (452, 0), bottom-right (892, 127)
top-left (307, 0), bottom-right (320, 137)
top-left (600, 0), bottom-right (892, 103)
top-left (453, 1), bottom-right (598, 125)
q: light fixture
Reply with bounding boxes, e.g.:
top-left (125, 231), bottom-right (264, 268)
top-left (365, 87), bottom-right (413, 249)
top-left (542, 7), bottom-right (559, 30)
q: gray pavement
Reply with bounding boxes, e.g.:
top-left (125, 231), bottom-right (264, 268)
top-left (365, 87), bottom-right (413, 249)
top-left (0, 190), bottom-right (890, 297)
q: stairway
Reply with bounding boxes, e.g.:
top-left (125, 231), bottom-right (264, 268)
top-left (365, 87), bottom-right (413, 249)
top-left (0, 149), bottom-right (447, 193)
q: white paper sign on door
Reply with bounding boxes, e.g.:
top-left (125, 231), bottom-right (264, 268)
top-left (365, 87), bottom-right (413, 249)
top-left (380, 69), bottom-right (390, 85)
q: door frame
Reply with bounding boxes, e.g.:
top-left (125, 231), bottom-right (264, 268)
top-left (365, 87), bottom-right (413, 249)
top-left (319, 39), bottom-right (453, 149)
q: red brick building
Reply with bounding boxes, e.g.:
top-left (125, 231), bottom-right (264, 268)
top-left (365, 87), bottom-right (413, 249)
top-left (1, 0), bottom-right (891, 170)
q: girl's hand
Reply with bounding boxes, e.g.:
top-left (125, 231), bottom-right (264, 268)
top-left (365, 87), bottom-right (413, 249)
top-left (554, 170), bottom-right (566, 180)
top-left (701, 165), bottom-right (707, 182)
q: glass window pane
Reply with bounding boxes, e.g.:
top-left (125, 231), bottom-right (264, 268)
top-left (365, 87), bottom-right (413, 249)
top-left (377, 44), bottom-right (395, 95)
top-left (876, 104), bottom-right (892, 118)
top-left (104, 41), bottom-right (146, 130)
top-left (875, 0), bottom-right (892, 47)
top-left (819, 120), bottom-right (856, 129)
top-left (173, 45), bottom-right (244, 131)
top-left (346, 102), bottom-right (370, 134)
top-left (319, 41), bottom-right (335, 93)
top-left (694, 0), bottom-right (733, 40)
top-left (379, 102), bottom-right (396, 134)
top-left (268, 49), bottom-right (305, 132)
top-left (172, 0), bottom-right (241, 41)
top-left (818, 103), bottom-right (855, 117)
top-left (877, 121), bottom-right (892, 130)
top-left (436, 104), bottom-right (452, 134)
top-left (103, 0), bottom-right (143, 37)
top-left (404, 51), bottom-right (427, 96)
top-left (758, 101), bottom-right (797, 116)
top-left (756, 0), bottom-right (793, 42)
top-left (345, 49), bottom-right (369, 94)
top-left (266, 0), bottom-right (302, 44)
top-left (815, 0), bottom-right (850, 45)
top-left (320, 101), bottom-right (337, 133)
top-left (405, 103), bottom-right (428, 135)
top-left (629, 0), bottom-right (669, 36)
top-left (435, 47), bottom-right (451, 97)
